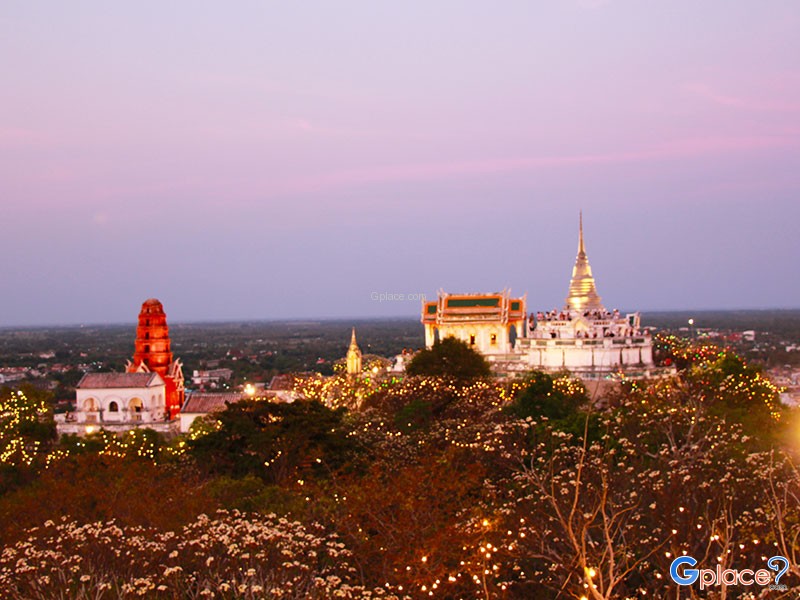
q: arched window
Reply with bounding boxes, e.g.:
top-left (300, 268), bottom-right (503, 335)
top-left (129, 398), bottom-right (144, 412)
top-left (108, 401), bottom-right (118, 412)
top-left (83, 397), bottom-right (97, 412)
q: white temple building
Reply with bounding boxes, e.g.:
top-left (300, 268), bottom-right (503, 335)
top-left (422, 214), bottom-right (660, 379)
top-left (57, 372), bottom-right (174, 434)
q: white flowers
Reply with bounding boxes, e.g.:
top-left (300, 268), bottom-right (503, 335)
top-left (0, 510), bottom-right (382, 598)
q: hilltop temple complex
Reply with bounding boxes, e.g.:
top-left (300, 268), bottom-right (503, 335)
top-left (422, 215), bottom-right (657, 378)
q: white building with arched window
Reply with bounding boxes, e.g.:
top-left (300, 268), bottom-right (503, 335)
top-left (59, 372), bottom-right (171, 434)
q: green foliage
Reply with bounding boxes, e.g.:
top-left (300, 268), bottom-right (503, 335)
top-left (394, 397), bottom-right (437, 432)
top-left (405, 337), bottom-right (491, 379)
top-left (187, 399), bottom-right (358, 484)
top-left (359, 376), bottom-right (461, 433)
top-left (59, 428), bottom-right (164, 461)
top-left (206, 474), bottom-right (306, 514)
top-left (687, 350), bottom-right (784, 439)
top-left (0, 388), bottom-right (56, 494)
top-left (509, 371), bottom-right (587, 421)
top-left (59, 432), bottom-right (107, 455)
top-left (187, 414), bottom-right (222, 438)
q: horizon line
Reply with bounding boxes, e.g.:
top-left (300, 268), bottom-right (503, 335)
top-left (3, 306), bottom-right (800, 330)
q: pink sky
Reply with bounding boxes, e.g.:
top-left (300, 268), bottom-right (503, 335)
top-left (1, 1), bottom-right (799, 325)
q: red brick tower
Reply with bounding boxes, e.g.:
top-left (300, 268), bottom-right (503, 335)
top-left (127, 299), bottom-right (185, 419)
top-left (132, 299), bottom-right (173, 374)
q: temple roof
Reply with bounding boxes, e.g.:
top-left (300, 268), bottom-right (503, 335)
top-left (269, 374), bottom-right (297, 391)
top-left (77, 372), bottom-right (164, 389)
top-left (182, 392), bottom-right (245, 414)
top-left (565, 213), bottom-right (604, 312)
top-left (422, 291), bottom-right (526, 324)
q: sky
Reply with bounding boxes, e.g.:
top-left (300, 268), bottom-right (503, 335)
top-left (1, 1), bottom-right (799, 326)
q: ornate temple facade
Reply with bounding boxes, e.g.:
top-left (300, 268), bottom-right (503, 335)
top-left (422, 215), bottom-right (657, 379)
top-left (422, 290), bottom-right (527, 354)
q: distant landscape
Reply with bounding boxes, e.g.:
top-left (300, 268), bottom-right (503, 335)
top-left (2, 310), bottom-right (799, 396)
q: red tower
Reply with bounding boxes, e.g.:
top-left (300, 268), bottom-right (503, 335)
top-left (126, 299), bottom-right (185, 419)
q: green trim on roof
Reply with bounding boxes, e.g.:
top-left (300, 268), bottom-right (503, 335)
top-left (510, 301), bottom-right (521, 311)
top-left (426, 304), bottom-right (437, 314)
top-left (447, 297), bottom-right (500, 308)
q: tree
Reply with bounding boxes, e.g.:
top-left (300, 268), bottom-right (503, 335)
top-left (405, 337), bottom-right (491, 379)
top-left (477, 376), bottom-right (800, 598)
top-left (0, 388), bottom-right (56, 494)
top-left (188, 399), bottom-right (358, 485)
top-left (689, 351), bottom-right (783, 425)
top-left (509, 371), bottom-right (587, 421)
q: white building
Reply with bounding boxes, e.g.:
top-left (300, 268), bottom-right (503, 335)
top-left (58, 372), bottom-right (174, 434)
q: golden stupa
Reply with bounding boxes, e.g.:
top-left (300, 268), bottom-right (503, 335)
top-left (565, 212), bottom-right (604, 312)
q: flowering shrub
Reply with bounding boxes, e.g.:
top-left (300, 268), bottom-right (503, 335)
top-left (0, 511), bottom-right (398, 599)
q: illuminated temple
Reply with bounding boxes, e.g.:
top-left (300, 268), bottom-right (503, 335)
top-left (58, 299), bottom-right (185, 435)
top-left (422, 214), bottom-right (656, 378)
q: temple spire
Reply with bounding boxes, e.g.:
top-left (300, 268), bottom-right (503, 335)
top-left (346, 327), bottom-right (362, 376)
top-left (565, 212), bottom-right (604, 312)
